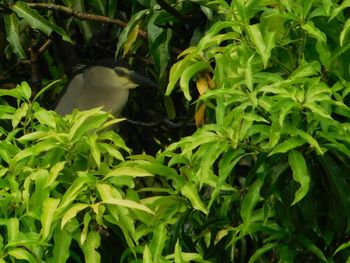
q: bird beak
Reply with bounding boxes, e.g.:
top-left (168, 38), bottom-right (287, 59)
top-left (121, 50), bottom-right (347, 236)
top-left (114, 67), bottom-right (158, 89)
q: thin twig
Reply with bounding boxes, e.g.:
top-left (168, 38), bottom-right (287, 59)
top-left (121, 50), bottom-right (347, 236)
top-left (126, 118), bottom-right (195, 128)
top-left (38, 39), bottom-right (52, 53)
top-left (26, 3), bottom-right (148, 39)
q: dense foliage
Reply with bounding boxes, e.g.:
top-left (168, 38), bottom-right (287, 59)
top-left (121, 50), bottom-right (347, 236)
top-left (1, 0), bottom-right (350, 262)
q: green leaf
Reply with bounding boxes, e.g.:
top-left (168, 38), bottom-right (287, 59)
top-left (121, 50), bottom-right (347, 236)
top-left (98, 143), bottom-right (124, 161)
top-left (148, 15), bottom-right (172, 78)
top-left (105, 166), bottom-right (153, 179)
top-left (179, 61), bottom-right (210, 100)
top-left (12, 102), bottom-right (28, 129)
top-left (7, 218), bottom-right (19, 242)
top-left (87, 134), bottom-right (100, 168)
top-left (82, 231), bottom-right (101, 263)
top-left (297, 235), bottom-right (327, 262)
top-left (0, 104), bottom-right (16, 120)
top-left (240, 174), bottom-right (264, 234)
top-left (4, 14), bottom-right (26, 59)
top-left (0, 82), bottom-right (31, 100)
top-left (58, 173), bottom-right (95, 212)
top-left (302, 21), bottom-right (330, 68)
top-left (247, 24), bottom-right (275, 68)
top-left (51, 228), bottom-right (72, 263)
top-left (34, 109), bottom-right (57, 129)
top-left (248, 243), bottom-right (279, 263)
top-left (8, 248), bottom-right (38, 263)
top-left (150, 223), bottom-right (167, 261)
top-left (181, 182), bottom-right (208, 214)
top-left (61, 203), bottom-right (90, 229)
top-left (245, 55), bottom-right (254, 91)
top-left (81, 213), bottom-right (91, 245)
top-left (334, 240), bottom-right (350, 255)
top-left (288, 150), bottom-right (310, 205)
top-left (287, 125), bottom-right (325, 154)
top-left (33, 79), bottom-right (62, 103)
top-left (46, 161), bottom-right (65, 188)
top-left (11, 2), bottom-right (52, 35)
top-left (143, 245), bottom-right (153, 263)
top-left (340, 19), bottom-right (350, 47)
top-left (265, 120), bottom-right (281, 149)
top-left (90, 0), bottom-right (105, 15)
top-left (166, 57), bottom-right (194, 97)
top-left (290, 61), bottom-right (320, 79)
top-left (68, 108), bottom-right (109, 142)
top-left (174, 240), bottom-right (185, 263)
top-left (116, 9), bottom-right (148, 56)
top-left (100, 198), bottom-right (154, 214)
top-left (269, 137), bottom-right (306, 156)
top-left (19, 81), bottom-right (32, 100)
top-left (197, 21), bottom-right (238, 51)
top-left (329, 0), bottom-right (350, 21)
top-left (41, 198), bottom-right (60, 240)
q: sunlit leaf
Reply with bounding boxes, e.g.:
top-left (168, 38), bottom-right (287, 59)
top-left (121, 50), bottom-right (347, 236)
top-left (340, 19), bottom-right (350, 47)
top-left (87, 134), bottom-right (100, 168)
top-left (81, 231), bottom-right (101, 263)
top-left (143, 245), bottom-right (153, 263)
top-left (181, 182), bottom-right (207, 214)
top-left (290, 61), bottom-right (320, 79)
top-left (46, 161), bottom-right (65, 188)
top-left (105, 166), bottom-right (153, 179)
top-left (7, 218), bottom-right (19, 242)
top-left (150, 223), bottom-right (167, 262)
top-left (329, 0), bottom-right (350, 21)
top-left (179, 61), bottom-right (210, 100)
top-left (247, 24), bottom-right (275, 68)
top-left (68, 108), bottom-right (109, 142)
top-left (58, 173), bottom-right (95, 211)
top-left (34, 109), bottom-right (57, 129)
top-left (81, 213), bottom-right (91, 245)
top-left (8, 248), bottom-right (38, 262)
top-left (61, 203), bottom-right (89, 229)
top-left (98, 143), bottom-right (124, 161)
top-left (41, 198), bottom-right (60, 240)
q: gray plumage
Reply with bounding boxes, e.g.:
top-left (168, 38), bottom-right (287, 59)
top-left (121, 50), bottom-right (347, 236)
top-left (55, 62), bottom-right (156, 117)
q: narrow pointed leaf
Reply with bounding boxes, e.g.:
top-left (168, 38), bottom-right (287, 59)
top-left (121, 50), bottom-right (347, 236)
top-left (288, 150), bottom-right (310, 205)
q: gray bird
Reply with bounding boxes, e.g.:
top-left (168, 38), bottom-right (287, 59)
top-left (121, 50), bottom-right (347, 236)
top-left (55, 60), bottom-right (157, 117)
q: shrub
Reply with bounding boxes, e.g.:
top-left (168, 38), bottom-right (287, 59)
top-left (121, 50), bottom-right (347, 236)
top-left (163, 1), bottom-right (350, 262)
top-left (0, 82), bottom-right (209, 262)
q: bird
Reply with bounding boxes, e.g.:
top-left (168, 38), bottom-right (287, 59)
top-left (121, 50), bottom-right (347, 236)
top-left (55, 59), bottom-right (157, 117)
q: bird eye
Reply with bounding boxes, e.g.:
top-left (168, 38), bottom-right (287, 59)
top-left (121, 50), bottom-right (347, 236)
top-left (114, 67), bottom-right (130, 76)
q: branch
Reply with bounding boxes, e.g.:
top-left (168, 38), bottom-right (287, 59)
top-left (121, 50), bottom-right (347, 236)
top-left (26, 3), bottom-right (148, 39)
top-left (38, 39), bottom-right (52, 54)
top-left (126, 118), bottom-right (195, 128)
